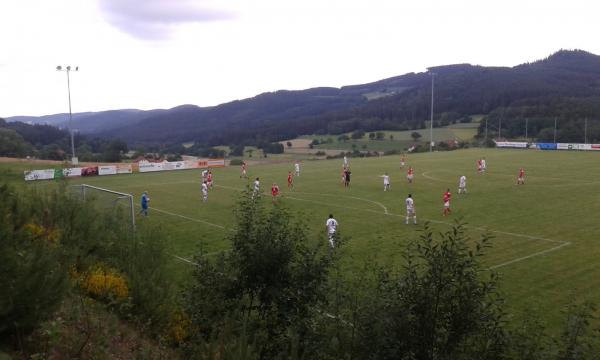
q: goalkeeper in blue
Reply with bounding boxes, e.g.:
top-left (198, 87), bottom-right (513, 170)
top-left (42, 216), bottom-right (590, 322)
top-left (140, 191), bottom-right (150, 216)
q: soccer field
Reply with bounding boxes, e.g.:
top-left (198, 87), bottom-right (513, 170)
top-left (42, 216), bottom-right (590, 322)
top-left (19, 148), bottom-right (600, 328)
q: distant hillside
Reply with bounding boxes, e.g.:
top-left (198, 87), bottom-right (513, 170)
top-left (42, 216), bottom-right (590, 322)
top-left (9, 49), bottom-right (600, 146)
top-left (7, 109), bottom-right (166, 134)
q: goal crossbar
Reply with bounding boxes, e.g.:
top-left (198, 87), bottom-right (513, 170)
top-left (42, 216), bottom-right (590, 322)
top-left (71, 184), bottom-right (136, 231)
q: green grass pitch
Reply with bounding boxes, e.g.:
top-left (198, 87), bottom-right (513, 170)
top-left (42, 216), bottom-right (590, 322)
top-left (14, 148), bottom-right (600, 328)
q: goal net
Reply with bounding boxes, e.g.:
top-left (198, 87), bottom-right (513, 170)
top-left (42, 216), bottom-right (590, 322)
top-left (70, 184), bottom-right (136, 232)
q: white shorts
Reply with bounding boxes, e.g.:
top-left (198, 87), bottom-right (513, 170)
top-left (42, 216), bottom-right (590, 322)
top-left (407, 175), bottom-right (413, 180)
top-left (406, 208), bottom-right (415, 216)
top-left (444, 201), bottom-right (450, 208)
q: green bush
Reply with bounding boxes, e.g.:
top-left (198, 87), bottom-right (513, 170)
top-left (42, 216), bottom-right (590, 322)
top-left (0, 185), bottom-right (69, 339)
top-left (184, 187), bottom-right (336, 358)
top-left (350, 221), bottom-right (505, 359)
top-left (0, 183), bottom-right (176, 346)
top-left (125, 225), bottom-right (177, 332)
top-left (229, 159), bottom-right (244, 166)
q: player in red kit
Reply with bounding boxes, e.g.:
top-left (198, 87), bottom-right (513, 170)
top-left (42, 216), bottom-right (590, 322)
top-left (207, 170), bottom-right (213, 188)
top-left (287, 171), bottom-right (294, 189)
top-left (517, 168), bottom-right (525, 185)
top-left (271, 183), bottom-right (280, 203)
top-left (240, 161), bottom-right (247, 178)
top-left (477, 159), bottom-right (482, 174)
top-left (407, 166), bottom-right (414, 184)
top-left (443, 188), bottom-right (452, 216)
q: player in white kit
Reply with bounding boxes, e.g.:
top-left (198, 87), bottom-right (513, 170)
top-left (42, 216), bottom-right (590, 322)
top-left (253, 177), bottom-right (260, 198)
top-left (458, 175), bottom-right (467, 194)
top-left (325, 214), bottom-right (338, 248)
top-left (405, 194), bottom-right (416, 225)
top-left (381, 173), bottom-right (390, 191)
top-left (201, 181), bottom-right (208, 202)
top-left (295, 162), bottom-right (300, 177)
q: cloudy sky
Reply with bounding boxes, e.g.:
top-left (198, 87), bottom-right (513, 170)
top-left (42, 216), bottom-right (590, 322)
top-left (1, 0), bottom-right (597, 117)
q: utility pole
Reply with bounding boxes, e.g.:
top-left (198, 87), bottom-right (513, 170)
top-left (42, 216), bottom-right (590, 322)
top-left (554, 118), bottom-right (557, 143)
top-left (56, 65), bottom-right (79, 164)
top-left (585, 118), bottom-right (588, 144)
top-left (498, 107), bottom-right (505, 140)
top-left (429, 72), bottom-right (436, 152)
top-left (485, 118), bottom-right (488, 143)
top-left (525, 118), bottom-right (528, 141)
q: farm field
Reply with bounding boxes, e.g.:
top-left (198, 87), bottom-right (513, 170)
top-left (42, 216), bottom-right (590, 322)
top-left (6, 148), bottom-right (600, 329)
top-left (300, 122), bottom-right (479, 152)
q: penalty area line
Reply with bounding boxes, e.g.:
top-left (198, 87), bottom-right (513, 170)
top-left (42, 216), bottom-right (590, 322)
top-left (172, 254), bottom-right (199, 266)
top-left (152, 189), bottom-right (571, 271)
top-left (489, 242), bottom-right (571, 270)
top-left (150, 207), bottom-right (227, 230)
top-left (148, 206), bottom-right (230, 265)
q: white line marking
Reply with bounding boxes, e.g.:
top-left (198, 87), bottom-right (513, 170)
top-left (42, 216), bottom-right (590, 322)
top-left (489, 242), bottom-right (571, 270)
top-left (348, 196), bottom-right (388, 214)
top-left (150, 207), bottom-right (232, 263)
top-left (150, 207), bottom-right (227, 229)
top-left (214, 184), bottom-right (246, 192)
top-left (287, 190), bottom-right (389, 214)
top-left (172, 254), bottom-right (199, 266)
top-left (421, 171), bottom-right (448, 182)
top-left (284, 195), bottom-right (365, 212)
top-left (155, 185), bottom-right (570, 270)
top-left (383, 212), bottom-right (568, 246)
top-left (213, 185), bottom-right (389, 214)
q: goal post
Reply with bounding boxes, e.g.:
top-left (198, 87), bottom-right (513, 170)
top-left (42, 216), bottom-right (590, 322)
top-left (70, 184), bottom-right (136, 231)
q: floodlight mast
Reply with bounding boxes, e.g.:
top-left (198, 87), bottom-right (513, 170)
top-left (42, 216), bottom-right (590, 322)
top-left (56, 65), bottom-right (79, 164)
top-left (429, 72), bottom-right (436, 152)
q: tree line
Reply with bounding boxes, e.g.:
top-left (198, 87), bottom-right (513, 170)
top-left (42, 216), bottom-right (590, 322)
top-left (0, 118), bottom-right (130, 162)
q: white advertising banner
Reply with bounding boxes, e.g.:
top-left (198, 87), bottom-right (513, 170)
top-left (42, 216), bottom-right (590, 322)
top-left (24, 169), bottom-right (55, 181)
top-left (495, 141), bottom-right (529, 148)
top-left (207, 159), bottom-right (226, 167)
top-left (98, 165), bottom-right (117, 176)
top-left (557, 143), bottom-right (589, 150)
top-left (138, 161), bottom-right (165, 172)
top-left (116, 164), bottom-right (133, 174)
top-left (63, 168), bottom-right (82, 177)
top-left (163, 161), bottom-right (186, 171)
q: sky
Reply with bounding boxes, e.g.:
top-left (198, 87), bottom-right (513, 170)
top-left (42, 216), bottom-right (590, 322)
top-left (1, 0), bottom-right (598, 117)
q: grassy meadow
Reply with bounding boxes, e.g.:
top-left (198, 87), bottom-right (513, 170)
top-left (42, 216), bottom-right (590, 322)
top-left (3, 147), bottom-right (600, 329)
top-left (300, 122), bottom-right (479, 152)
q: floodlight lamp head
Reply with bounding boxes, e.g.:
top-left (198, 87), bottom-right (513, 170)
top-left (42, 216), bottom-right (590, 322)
top-left (56, 66), bottom-right (62, 70)
top-left (75, 66), bottom-right (79, 71)
top-left (66, 66), bottom-right (71, 71)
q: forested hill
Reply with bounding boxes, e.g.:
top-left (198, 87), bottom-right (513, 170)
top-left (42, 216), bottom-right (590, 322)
top-left (9, 49), bottom-right (600, 146)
